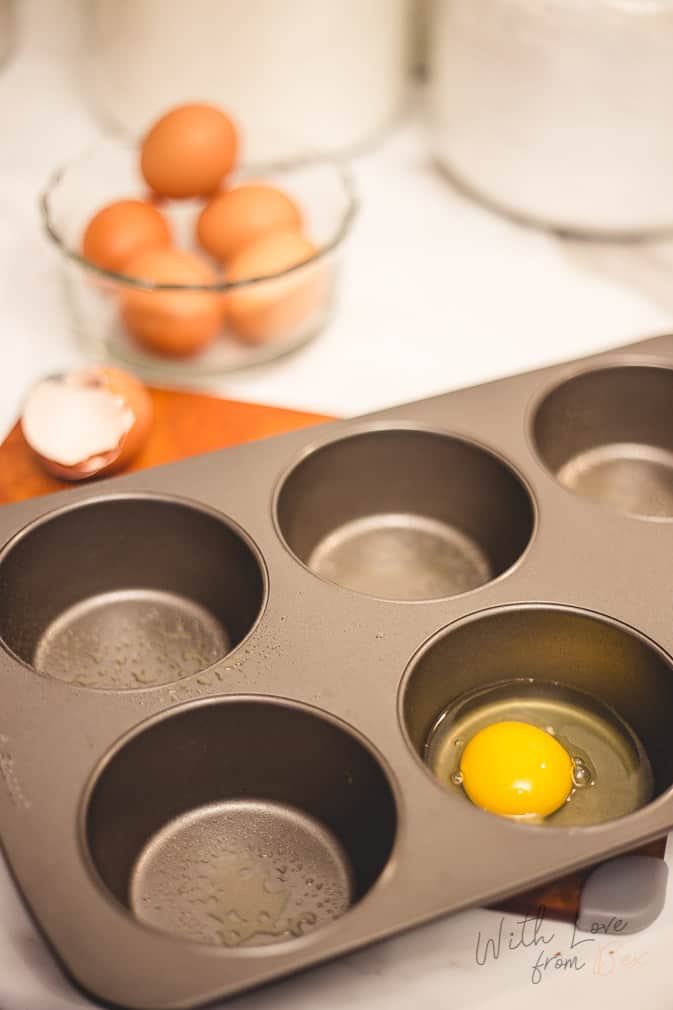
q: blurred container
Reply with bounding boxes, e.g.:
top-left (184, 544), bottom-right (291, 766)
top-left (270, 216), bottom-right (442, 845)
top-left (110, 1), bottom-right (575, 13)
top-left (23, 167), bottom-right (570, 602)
top-left (427, 0), bottom-right (673, 237)
top-left (41, 139), bottom-right (356, 382)
top-left (86, 0), bottom-right (413, 160)
top-left (0, 0), bottom-right (12, 70)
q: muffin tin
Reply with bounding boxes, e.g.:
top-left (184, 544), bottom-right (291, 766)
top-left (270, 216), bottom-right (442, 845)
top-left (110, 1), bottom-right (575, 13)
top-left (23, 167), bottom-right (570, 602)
top-left (2, 334), bottom-right (673, 1008)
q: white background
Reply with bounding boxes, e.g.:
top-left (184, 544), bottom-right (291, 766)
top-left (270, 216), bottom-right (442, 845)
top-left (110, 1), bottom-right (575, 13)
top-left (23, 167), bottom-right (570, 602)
top-left (2, 2), bottom-right (673, 1008)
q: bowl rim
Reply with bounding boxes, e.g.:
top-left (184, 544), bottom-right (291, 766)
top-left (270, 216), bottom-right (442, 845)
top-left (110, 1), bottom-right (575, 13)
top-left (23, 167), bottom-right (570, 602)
top-left (39, 139), bottom-right (359, 292)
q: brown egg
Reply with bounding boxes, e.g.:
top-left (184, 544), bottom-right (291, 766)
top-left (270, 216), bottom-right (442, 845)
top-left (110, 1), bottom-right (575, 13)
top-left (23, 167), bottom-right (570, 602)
top-left (82, 199), bottom-right (172, 272)
top-left (197, 183), bottom-right (302, 262)
top-left (120, 247), bottom-right (221, 357)
top-left (140, 103), bottom-right (238, 199)
top-left (225, 229), bottom-right (328, 345)
top-left (21, 366), bottom-right (153, 480)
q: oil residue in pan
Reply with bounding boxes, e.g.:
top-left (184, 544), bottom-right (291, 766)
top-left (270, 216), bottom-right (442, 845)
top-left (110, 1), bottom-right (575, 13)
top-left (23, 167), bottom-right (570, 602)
top-left (556, 443), bottom-right (673, 519)
top-left (32, 589), bottom-right (228, 690)
top-left (425, 680), bottom-right (654, 827)
top-left (275, 428), bottom-right (535, 603)
top-left (533, 365), bottom-right (673, 518)
top-left (129, 800), bottom-right (353, 947)
top-left (308, 512), bottom-right (492, 601)
top-left (0, 496), bottom-right (266, 691)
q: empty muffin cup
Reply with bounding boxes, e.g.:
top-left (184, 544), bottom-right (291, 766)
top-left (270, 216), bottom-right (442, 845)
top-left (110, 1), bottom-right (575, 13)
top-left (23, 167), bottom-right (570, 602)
top-left (0, 495), bottom-right (265, 689)
top-left (84, 697), bottom-right (397, 946)
top-left (533, 365), bottom-right (673, 517)
top-left (276, 428), bottom-right (535, 600)
top-left (400, 606), bottom-right (673, 826)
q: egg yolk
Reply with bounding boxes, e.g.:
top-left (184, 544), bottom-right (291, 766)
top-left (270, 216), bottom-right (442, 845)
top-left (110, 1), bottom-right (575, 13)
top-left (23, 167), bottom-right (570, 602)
top-left (459, 720), bottom-right (573, 818)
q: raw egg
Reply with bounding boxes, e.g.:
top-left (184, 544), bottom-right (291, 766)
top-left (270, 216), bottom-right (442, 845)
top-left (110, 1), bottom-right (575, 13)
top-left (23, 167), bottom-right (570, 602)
top-left (225, 228), bottom-right (327, 345)
top-left (197, 183), bottom-right (303, 262)
top-left (424, 681), bottom-right (653, 827)
top-left (120, 247), bottom-right (221, 357)
top-left (21, 366), bottom-right (152, 480)
top-left (458, 720), bottom-right (573, 818)
top-left (82, 199), bottom-right (172, 272)
top-left (140, 103), bottom-right (238, 199)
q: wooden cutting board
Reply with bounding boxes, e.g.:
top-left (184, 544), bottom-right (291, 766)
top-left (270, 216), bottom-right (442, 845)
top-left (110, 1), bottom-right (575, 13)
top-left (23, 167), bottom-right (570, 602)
top-left (0, 386), bottom-right (330, 503)
top-left (0, 386), bottom-right (665, 922)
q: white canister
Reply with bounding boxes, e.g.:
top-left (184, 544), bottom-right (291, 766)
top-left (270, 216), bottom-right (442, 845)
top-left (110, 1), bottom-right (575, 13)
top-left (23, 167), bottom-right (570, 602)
top-left (427, 0), bottom-right (673, 237)
top-left (86, 0), bottom-right (413, 160)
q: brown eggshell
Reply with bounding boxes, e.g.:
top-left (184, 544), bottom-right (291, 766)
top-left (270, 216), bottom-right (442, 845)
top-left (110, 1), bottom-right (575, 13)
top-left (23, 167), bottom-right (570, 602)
top-left (98, 366), bottom-right (153, 470)
top-left (21, 367), bottom-right (153, 481)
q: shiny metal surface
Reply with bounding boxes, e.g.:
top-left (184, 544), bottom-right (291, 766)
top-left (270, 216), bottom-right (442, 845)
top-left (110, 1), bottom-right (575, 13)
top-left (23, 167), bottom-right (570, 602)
top-left (277, 428), bottom-right (534, 600)
top-left (0, 495), bottom-right (265, 687)
top-left (308, 513), bottom-right (492, 600)
top-left (86, 697), bottom-right (395, 948)
top-left (34, 589), bottom-right (229, 689)
top-left (130, 799), bottom-right (353, 947)
top-left (557, 444), bottom-right (673, 518)
top-left (533, 365), bottom-right (673, 516)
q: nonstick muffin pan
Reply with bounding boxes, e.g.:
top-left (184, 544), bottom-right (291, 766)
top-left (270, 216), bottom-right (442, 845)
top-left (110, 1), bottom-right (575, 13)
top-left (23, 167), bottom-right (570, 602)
top-left (2, 334), bottom-right (673, 1008)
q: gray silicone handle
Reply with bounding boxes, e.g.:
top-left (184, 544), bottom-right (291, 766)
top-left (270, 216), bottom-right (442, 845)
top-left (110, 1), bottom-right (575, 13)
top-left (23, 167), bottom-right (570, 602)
top-left (576, 854), bottom-right (668, 935)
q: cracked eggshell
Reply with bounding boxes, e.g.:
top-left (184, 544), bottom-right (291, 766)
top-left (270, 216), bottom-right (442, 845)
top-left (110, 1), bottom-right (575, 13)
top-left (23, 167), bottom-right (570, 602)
top-left (21, 366), bottom-right (153, 480)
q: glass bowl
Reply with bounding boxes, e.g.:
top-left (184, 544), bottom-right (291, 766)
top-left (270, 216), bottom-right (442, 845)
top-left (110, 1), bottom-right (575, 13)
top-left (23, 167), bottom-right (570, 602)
top-left (40, 138), bottom-right (357, 380)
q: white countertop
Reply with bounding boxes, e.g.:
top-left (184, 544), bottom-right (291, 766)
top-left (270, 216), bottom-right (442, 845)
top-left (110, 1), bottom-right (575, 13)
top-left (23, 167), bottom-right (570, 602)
top-left (2, 2), bottom-right (673, 1008)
